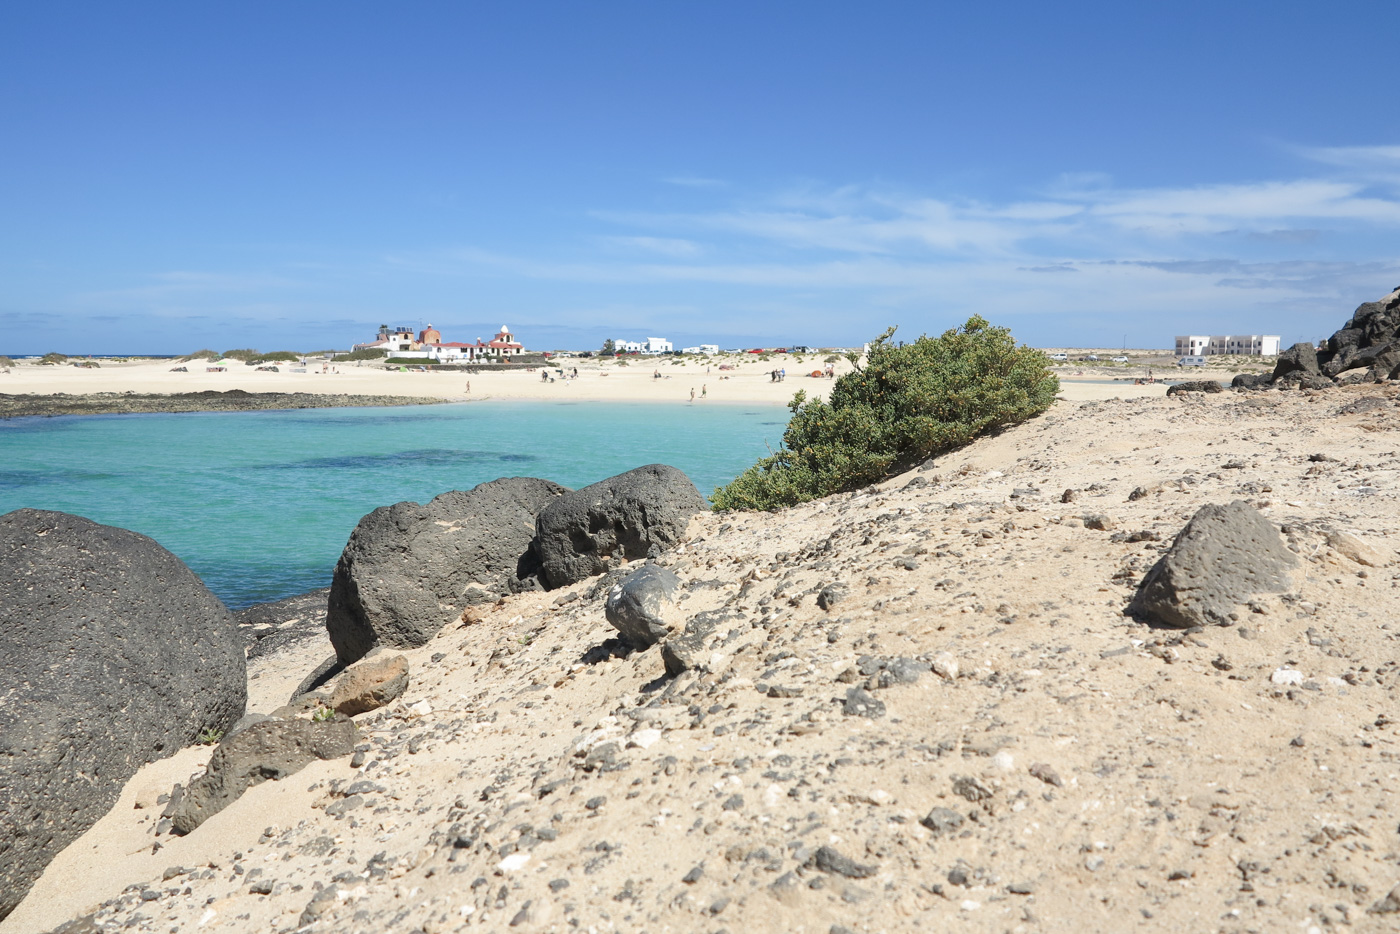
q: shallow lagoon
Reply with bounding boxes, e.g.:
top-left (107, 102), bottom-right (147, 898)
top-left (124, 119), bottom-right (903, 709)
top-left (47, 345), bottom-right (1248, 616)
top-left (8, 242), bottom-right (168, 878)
top-left (0, 401), bottom-right (787, 607)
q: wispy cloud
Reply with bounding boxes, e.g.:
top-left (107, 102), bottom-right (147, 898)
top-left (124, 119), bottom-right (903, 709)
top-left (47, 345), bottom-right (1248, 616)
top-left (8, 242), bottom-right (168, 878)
top-left (662, 175), bottom-right (726, 188)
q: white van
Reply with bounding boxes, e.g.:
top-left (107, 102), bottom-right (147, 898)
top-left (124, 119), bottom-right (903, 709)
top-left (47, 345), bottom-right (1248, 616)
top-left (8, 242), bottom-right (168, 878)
top-left (1177, 356), bottom-right (1207, 367)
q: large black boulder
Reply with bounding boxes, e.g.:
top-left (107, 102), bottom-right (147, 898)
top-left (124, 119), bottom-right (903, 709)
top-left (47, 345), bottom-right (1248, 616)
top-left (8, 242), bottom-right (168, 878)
top-left (532, 464), bottom-right (709, 589)
top-left (327, 476), bottom-right (570, 664)
top-left (1270, 342), bottom-right (1320, 382)
top-left (0, 509), bottom-right (246, 920)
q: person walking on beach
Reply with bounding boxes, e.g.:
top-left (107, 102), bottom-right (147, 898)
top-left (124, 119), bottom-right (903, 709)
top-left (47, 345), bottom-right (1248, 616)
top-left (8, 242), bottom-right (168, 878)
top-left (464, 381), bottom-right (470, 393)
top-left (689, 387), bottom-right (696, 404)
top-left (701, 384), bottom-right (707, 398)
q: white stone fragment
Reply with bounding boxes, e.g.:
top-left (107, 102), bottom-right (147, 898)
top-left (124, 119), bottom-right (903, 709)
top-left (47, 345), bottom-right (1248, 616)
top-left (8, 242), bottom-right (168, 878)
top-left (932, 652), bottom-right (960, 680)
top-left (1271, 668), bottom-right (1304, 686)
top-left (628, 728), bottom-right (663, 749)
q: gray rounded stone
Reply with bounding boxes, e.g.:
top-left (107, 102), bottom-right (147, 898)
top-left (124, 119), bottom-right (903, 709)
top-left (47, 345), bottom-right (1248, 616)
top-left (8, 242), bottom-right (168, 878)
top-left (604, 564), bottom-right (682, 647)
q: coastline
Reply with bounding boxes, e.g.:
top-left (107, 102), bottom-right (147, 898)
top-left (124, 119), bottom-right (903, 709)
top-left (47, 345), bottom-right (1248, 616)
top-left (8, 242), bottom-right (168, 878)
top-left (0, 355), bottom-right (1211, 415)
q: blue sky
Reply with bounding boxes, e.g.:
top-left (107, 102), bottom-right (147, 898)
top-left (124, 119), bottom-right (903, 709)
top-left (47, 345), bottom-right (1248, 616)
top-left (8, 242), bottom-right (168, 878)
top-left (3, 2), bottom-right (1399, 355)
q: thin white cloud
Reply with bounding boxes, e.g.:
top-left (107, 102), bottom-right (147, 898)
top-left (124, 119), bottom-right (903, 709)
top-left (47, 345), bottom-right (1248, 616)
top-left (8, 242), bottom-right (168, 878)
top-left (601, 236), bottom-right (703, 258)
top-left (662, 175), bottom-right (726, 188)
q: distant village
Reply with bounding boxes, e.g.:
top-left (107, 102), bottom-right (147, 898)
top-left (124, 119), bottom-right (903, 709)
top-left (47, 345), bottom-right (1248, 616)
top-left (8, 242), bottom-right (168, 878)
top-left (347, 323), bottom-right (1286, 366)
top-left (353, 325), bottom-right (526, 363)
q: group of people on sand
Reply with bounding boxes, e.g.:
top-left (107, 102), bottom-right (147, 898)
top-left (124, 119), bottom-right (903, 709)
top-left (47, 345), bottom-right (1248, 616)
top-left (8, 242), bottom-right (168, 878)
top-left (769, 368), bottom-right (787, 382)
top-left (689, 384), bottom-right (708, 403)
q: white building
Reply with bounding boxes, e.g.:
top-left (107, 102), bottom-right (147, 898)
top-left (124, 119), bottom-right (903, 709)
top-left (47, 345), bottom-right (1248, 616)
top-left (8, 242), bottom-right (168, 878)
top-left (1175, 334), bottom-right (1280, 356)
top-left (681, 344), bottom-right (721, 355)
top-left (611, 336), bottom-right (673, 354)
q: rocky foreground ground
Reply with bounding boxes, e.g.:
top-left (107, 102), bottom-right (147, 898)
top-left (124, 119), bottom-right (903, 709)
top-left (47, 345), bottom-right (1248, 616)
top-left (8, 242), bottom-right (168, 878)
top-left (11, 384), bottom-right (1400, 934)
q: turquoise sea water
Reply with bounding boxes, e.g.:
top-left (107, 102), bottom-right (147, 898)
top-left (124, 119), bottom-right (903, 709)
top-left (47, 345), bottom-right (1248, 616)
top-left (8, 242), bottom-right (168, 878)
top-left (0, 401), bottom-right (787, 608)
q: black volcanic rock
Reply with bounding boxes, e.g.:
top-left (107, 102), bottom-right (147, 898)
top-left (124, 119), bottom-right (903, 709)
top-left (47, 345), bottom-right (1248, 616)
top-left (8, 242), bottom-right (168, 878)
top-left (1240, 287), bottom-right (1400, 391)
top-left (532, 464), bottom-right (709, 589)
top-left (0, 509), bottom-right (246, 919)
top-left (327, 477), bottom-right (570, 664)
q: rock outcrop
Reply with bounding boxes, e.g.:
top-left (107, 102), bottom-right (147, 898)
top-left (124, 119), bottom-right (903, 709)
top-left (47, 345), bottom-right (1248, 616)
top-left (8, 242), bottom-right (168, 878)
top-left (532, 464), bottom-right (709, 589)
top-left (1234, 287), bottom-right (1400, 390)
top-left (166, 716), bottom-right (357, 835)
top-left (327, 477), bottom-right (570, 664)
top-left (0, 509), bottom-right (246, 920)
top-left (1127, 500), bottom-right (1301, 627)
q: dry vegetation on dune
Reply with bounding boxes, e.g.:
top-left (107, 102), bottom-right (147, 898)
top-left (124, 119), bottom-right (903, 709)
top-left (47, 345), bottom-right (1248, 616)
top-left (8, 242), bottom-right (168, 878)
top-left (16, 383), bottom-right (1400, 934)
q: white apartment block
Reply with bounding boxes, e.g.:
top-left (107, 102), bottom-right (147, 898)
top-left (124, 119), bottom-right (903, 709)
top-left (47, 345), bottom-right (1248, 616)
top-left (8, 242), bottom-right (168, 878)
top-left (1175, 334), bottom-right (1280, 356)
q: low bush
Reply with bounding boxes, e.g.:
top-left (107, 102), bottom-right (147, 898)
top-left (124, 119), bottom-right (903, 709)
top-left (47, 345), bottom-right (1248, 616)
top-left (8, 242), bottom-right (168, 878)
top-left (0, 356), bottom-right (14, 368)
top-left (712, 317), bottom-right (1058, 511)
top-left (248, 350), bottom-right (302, 365)
top-left (220, 349), bottom-right (259, 362)
top-left (332, 348), bottom-right (388, 362)
top-left (178, 349), bottom-right (220, 362)
top-left (39, 352), bottom-right (68, 365)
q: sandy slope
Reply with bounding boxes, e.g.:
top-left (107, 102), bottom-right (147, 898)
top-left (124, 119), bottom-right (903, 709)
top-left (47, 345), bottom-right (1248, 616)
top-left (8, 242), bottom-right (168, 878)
top-left (11, 382), bottom-right (1399, 934)
top-left (0, 355), bottom-right (1172, 405)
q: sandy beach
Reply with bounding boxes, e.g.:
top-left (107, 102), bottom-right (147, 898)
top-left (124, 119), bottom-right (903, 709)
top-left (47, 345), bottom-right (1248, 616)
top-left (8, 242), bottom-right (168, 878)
top-left (0, 355), bottom-right (1198, 408)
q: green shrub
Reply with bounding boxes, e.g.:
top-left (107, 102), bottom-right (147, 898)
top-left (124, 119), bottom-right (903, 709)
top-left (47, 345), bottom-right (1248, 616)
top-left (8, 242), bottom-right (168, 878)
top-left (249, 350), bottom-right (302, 365)
top-left (332, 348), bottom-right (388, 362)
top-left (197, 727), bottom-right (223, 746)
top-left (39, 352), bottom-right (68, 365)
top-left (712, 317), bottom-right (1058, 511)
top-left (220, 349), bottom-right (259, 362)
top-left (178, 349), bottom-right (220, 362)
top-left (0, 356), bottom-right (15, 368)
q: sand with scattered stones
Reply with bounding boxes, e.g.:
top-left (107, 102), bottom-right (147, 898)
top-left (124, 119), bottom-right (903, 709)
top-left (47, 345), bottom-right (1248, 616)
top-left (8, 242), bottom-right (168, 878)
top-left (7, 382), bottom-right (1400, 934)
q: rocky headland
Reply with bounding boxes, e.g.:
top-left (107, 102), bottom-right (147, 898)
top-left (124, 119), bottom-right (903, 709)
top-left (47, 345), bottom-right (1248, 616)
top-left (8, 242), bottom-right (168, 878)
top-left (0, 390), bottom-right (448, 419)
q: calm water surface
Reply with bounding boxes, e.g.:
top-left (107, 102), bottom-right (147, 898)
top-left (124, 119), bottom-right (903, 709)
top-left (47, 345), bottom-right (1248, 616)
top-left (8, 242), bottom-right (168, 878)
top-left (0, 401), bottom-right (787, 607)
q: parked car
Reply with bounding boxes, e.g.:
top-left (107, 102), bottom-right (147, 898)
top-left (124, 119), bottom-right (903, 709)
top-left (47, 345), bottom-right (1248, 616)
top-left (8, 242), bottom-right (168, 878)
top-left (1112, 355), bottom-right (1128, 363)
top-left (1049, 353), bottom-right (1068, 362)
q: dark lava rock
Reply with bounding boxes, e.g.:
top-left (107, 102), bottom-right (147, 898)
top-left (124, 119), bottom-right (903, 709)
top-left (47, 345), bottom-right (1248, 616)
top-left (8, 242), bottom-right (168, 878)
top-left (236, 588), bottom-right (331, 659)
top-left (1271, 342), bottom-right (1321, 381)
top-left (815, 583), bottom-right (848, 611)
top-left (0, 509), bottom-right (246, 919)
top-left (167, 717), bottom-right (357, 835)
top-left (841, 688), bottom-right (886, 719)
top-left (0, 391), bottom-right (447, 420)
top-left (1128, 500), bottom-right (1300, 628)
top-left (604, 564), bottom-right (682, 647)
top-left (532, 464), bottom-right (708, 589)
top-left (327, 476), bottom-right (570, 664)
top-left (808, 846), bottom-right (877, 879)
top-left (661, 611), bottom-right (724, 676)
top-left (920, 807), bottom-right (965, 835)
top-left (1166, 380), bottom-right (1224, 396)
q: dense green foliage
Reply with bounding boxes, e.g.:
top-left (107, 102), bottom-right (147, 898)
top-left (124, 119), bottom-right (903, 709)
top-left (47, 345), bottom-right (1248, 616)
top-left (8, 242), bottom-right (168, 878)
top-left (601, 338), bottom-right (616, 355)
top-left (712, 317), bottom-right (1058, 511)
top-left (39, 352), bottom-right (68, 365)
top-left (332, 348), bottom-right (389, 362)
top-left (220, 348), bottom-right (260, 362)
top-left (178, 349), bottom-right (220, 362)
